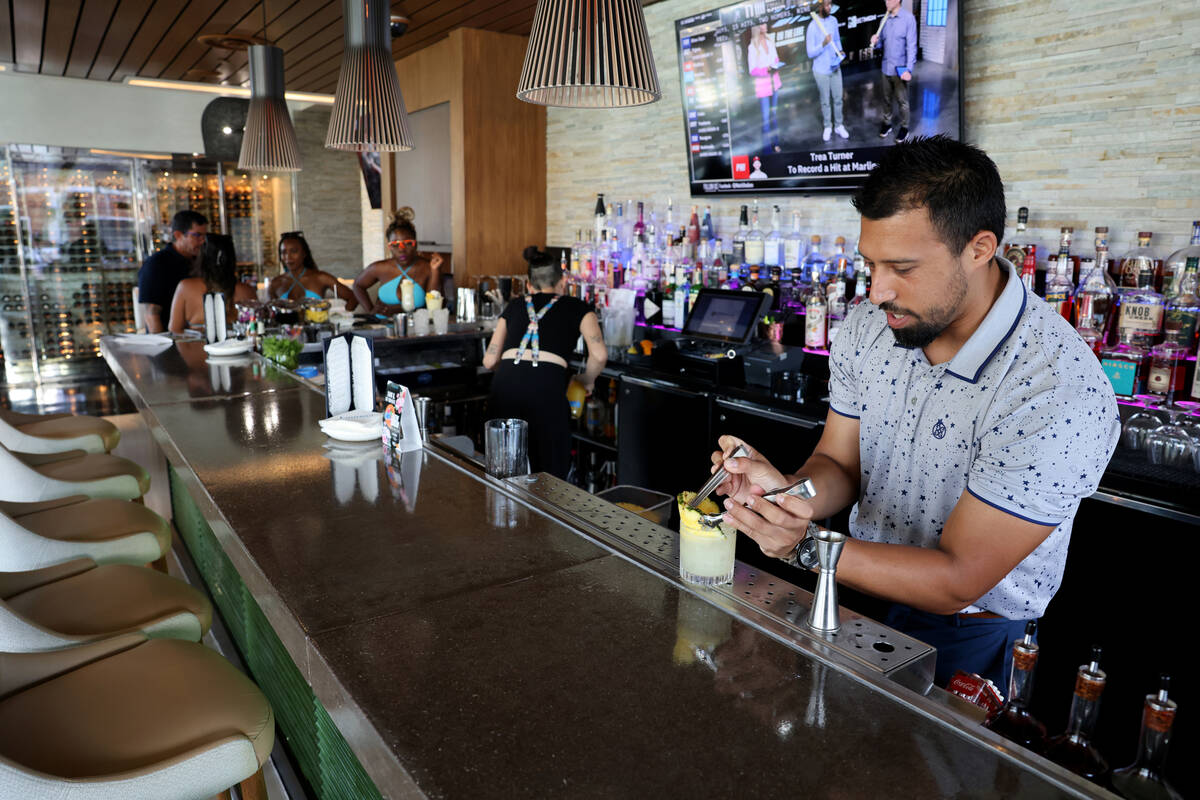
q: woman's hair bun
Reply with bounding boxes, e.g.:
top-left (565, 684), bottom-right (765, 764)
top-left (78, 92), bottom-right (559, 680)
top-left (522, 245), bottom-right (542, 262)
top-left (392, 206), bottom-right (415, 226)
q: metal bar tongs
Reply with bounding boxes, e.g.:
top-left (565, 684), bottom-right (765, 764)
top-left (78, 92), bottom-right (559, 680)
top-left (690, 445), bottom-right (817, 526)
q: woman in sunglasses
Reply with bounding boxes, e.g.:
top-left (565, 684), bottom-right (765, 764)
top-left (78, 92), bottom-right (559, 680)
top-left (351, 207), bottom-right (444, 315)
top-left (269, 232), bottom-right (358, 310)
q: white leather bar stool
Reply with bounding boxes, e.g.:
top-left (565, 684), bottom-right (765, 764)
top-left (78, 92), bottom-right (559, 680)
top-left (0, 560), bottom-right (211, 652)
top-left (0, 444), bottom-right (150, 503)
top-left (0, 496), bottom-right (171, 571)
top-left (0, 634), bottom-right (274, 799)
top-left (0, 408), bottom-right (121, 454)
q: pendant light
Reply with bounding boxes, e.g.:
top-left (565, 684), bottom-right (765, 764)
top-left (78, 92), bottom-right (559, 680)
top-left (237, 45), bottom-right (302, 171)
top-left (237, 3), bottom-right (301, 172)
top-left (326, 0), bottom-right (414, 151)
top-left (517, 0), bottom-right (661, 108)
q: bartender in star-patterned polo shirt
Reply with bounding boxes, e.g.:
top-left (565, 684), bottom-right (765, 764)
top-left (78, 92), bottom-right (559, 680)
top-left (709, 136), bottom-right (1120, 689)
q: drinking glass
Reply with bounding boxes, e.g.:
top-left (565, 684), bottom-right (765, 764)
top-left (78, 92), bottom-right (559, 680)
top-left (432, 308), bottom-right (450, 335)
top-left (679, 514), bottom-right (737, 586)
top-left (484, 418), bottom-right (529, 479)
top-left (1144, 367), bottom-right (1194, 467)
top-left (1122, 396), bottom-right (1163, 452)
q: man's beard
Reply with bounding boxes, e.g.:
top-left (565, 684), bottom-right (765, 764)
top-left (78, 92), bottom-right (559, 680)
top-left (880, 266), bottom-right (968, 349)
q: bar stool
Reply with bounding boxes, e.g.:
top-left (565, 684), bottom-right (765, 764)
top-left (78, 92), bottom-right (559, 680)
top-left (0, 443), bottom-right (150, 503)
top-left (0, 496), bottom-right (171, 571)
top-left (0, 408), bottom-right (121, 454)
top-left (0, 634), bottom-right (274, 799)
top-left (1, 561), bottom-right (211, 651)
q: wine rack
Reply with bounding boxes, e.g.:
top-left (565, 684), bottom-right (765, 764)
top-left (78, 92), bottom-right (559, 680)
top-left (2, 145), bottom-right (294, 385)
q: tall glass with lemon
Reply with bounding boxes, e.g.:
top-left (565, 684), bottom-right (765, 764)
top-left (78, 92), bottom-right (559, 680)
top-left (677, 492), bottom-right (737, 586)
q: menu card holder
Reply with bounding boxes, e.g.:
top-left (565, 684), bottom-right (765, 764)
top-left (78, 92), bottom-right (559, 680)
top-left (323, 333), bottom-right (376, 417)
top-left (383, 381), bottom-right (423, 454)
top-left (203, 292), bottom-right (227, 344)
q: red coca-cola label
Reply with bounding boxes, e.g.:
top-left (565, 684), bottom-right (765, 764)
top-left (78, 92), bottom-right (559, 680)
top-left (948, 671), bottom-right (1004, 715)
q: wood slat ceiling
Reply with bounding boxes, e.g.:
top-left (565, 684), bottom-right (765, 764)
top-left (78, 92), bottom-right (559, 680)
top-left (1, 0), bottom-right (539, 93)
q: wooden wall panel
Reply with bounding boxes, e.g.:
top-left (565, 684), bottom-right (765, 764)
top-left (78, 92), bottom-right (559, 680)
top-left (457, 28), bottom-right (544, 281)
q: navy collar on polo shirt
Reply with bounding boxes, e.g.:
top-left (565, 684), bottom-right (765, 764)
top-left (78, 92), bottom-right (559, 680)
top-left (942, 256), bottom-right (1026, 384)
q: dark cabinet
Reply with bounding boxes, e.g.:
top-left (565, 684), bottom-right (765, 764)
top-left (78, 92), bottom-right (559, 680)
top-left (617, 376), bottom-right (712, 495)
top-left (712, 398), bottom-right (822, 475)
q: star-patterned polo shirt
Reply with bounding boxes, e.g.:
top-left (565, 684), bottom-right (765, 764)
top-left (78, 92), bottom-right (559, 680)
top-left (828, 256), bottom-right (1120, 619)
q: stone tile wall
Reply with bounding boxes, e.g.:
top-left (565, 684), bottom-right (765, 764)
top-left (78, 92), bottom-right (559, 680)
top-left (294, 105), bottom-right (365, 279)
top-left (546, 0), bottom-right (1200, 260)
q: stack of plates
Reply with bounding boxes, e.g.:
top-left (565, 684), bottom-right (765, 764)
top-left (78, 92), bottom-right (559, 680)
top-left (203, 339), bottom-right (254, 357)
top-left (318, 411), bottom-right (382, 442)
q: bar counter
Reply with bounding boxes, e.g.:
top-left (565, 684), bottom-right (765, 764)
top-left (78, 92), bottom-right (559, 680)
top-left (100, 336), bottom-right (1111, 799)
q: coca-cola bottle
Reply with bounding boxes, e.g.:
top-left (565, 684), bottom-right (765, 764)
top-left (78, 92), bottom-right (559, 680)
top-left (983, 621), bottom-right (1047, 754)
top-left (1111, 675), bottom-right (1182, 800)
top-left (1046, 646), bottom-right (1110, 785)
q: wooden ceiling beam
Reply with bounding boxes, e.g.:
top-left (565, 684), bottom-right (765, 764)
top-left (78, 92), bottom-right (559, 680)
top-left (40, 0), bottom-right (85, 75)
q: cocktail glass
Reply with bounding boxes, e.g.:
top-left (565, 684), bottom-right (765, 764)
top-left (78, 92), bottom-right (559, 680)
top-left (679, 516), bottom-right (737, 586)
top-left (1123, 395), bottom-right (1163, 452)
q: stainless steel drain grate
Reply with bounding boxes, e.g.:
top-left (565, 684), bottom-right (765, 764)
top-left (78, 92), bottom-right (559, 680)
top-left (508, 475), bottom-right (935, 690)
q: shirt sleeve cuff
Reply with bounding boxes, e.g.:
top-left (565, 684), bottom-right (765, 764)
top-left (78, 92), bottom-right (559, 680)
top-left (829, 405), bottom-right (859, 420)
top-left (965, 486), bottom-right (1061, 527)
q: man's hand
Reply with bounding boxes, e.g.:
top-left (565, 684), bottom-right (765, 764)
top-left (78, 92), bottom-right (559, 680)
top-left (371, 301), bottom-right (387, 315)
top-left (722, 492), bottom-right (814, 560)
top-left (822, 33), bottom-right (831, 45)
top-left (900, 70), bottom-right (911, 81)
top-left (708, 436), bottom-right (786, 506)
top-left (870, 33), bottom-right (879, 46)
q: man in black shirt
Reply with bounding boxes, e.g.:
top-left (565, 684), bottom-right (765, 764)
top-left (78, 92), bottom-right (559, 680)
top-left (137, 210), bottom-right (208, 332)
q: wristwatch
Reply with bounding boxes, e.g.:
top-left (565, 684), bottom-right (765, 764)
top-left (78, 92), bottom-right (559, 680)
top-left (781, 522), bottom-right (821, 570)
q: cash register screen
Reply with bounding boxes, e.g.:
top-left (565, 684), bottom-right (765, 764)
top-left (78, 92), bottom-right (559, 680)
top-left (681, 289), bottom-right (765, 345)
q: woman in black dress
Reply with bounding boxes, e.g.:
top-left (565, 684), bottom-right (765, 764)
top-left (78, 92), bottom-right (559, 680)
top-left (483, 247), bottom-right (608, 478)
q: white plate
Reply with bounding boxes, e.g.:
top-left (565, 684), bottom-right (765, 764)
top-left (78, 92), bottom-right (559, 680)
top-left (320, 422), bottom-right (382, 442)
top-left (203, 340), bottom-right (253, 356)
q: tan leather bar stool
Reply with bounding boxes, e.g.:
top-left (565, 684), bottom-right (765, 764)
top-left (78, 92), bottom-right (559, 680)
top-left (0, 560), bottom-right (211, 651)
top-left (0, 408), bottom-right (121, 454)
top-left (0, 634), bottom-right (274, 799)
top-left (0, 496), bottom-right (171, 571)
top-left (0, 443), bottom-right (150, 503)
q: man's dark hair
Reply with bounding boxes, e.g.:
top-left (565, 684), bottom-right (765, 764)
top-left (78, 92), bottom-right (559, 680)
top-left (201, 233), bottom-right (238, 298)
top-left (852, 135), bottom-right (1005, 257)
top-left (171, 209), bottom-right (208, 234)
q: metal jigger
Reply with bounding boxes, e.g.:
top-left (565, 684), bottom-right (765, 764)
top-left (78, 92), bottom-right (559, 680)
top-left (806, 529), bottom-right (847, 633)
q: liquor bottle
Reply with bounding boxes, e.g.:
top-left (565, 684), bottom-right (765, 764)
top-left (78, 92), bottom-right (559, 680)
top-left (1161, 221), bottom-right (1199, 299)
top-left (1119, 256), bottom-right (1166, 347)
top-left (1118, 232), bottom-right (1162, 293)
top-left (1020, 246), bottom-right (1038, 294)
top-left (1111, 675), bottom-right (1182, 800)
top-left (1003, 206), bottom-right (1030, 266)
top-left (1048, 226), bottom-right (1075, 288)
top-left (1045, 250), bottom-right (1075, 320)
top-left (850, 268), bottom-right (869, 306)
top-left (983, 621), bottom-right (1047, 754)
top-left (1100, 328), bottom-right (1150, 399)
top-left (764, 205), bottom-right (782, 268)
top-left (827, 273), bottom-right (847, 343)
top-left (1046, 646), bottom-right (1110, 785)
top-left (825, 236), bottom-right (850, 284)
top-left (594, 231), bottom-right (609, 291)
top-left (633, 201), bottom-right (646, 242)
top-left (661, 268), bottom-right (676, 328)
top-left (673, 266), bottom-right (690, 328)
top-left (609, 234), bottom-right (624, 290)
top-left (1147, 339), bottom-right (1187, 403)
top-left (701, 205), bottom-right (716, 242)
top-left (594, 193), bottom-right (606, 244)
top-left (805, 268), bottom-right (827, 350)
top-left (686, 205), bottom-right (701, 258)
top-left (745, 205), bottom-right (765, 267)
top-left (711, 238), bottom-right (727, 286)
top-left (1076, 229), bottom-right (1117, 338)
top-left (579, 231), bottom-right (595, 286)
top-left (1163, 257), bottom-right (1200, 353)
top-left (662, 198), bottom-right (675, 253)
top-left (801, 235), bottom-right (826, 288)
top-left (732, 205), bottom-right (749, 265)
top-left (616, 201), bottom-right (632, 258)
top-left (782, 211), bottom-right (801, 273)
top-left (603, 381), bottom-right (618, 440)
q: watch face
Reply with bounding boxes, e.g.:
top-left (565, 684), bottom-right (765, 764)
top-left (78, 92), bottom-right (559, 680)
top-left (798, 536), bottom-right (820, 570)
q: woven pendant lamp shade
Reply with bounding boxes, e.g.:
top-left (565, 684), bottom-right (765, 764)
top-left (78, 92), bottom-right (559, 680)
top-left (517, 0), bottom-right (661, 108)
top-left (326, 0), bottom-right (414, 151)
top-left (237, 45), bottom-right (301, 172)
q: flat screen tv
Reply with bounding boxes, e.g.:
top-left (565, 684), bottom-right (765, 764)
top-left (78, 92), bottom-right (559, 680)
top-left (676, 0), bottom-right (962, 195)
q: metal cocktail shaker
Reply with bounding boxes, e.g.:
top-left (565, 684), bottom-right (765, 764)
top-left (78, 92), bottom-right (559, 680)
top-left (457, 288), bottom-right (477, 322)
top-left (807, 528), bottom-right (847, 633)
top-left (392, 313), bottom-right (407, 337)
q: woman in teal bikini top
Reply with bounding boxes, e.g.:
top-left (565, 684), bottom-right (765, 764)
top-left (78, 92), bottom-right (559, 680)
top-left (270, 233), bottom-right (359, 309)
top-left (351, 207), bottom-right (443, 316)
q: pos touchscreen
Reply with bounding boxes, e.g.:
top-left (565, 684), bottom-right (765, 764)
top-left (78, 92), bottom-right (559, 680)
top-left (681, 289), bottom-right (767, 345)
